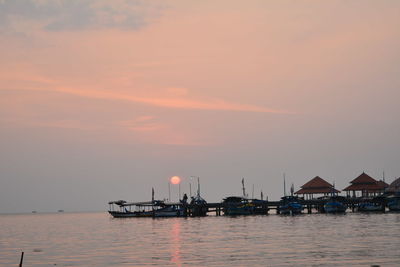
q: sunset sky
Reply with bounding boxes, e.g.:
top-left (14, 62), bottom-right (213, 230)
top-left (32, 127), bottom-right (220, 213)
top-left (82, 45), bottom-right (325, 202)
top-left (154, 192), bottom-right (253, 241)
top-left (1, 0), bottom-right (400, 212)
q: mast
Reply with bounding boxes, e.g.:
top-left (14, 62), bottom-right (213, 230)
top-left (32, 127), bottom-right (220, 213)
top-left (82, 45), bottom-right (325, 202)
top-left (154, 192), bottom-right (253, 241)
top-left (242, 178), bottom-right (246, 197)
top-left (168, 182), bottom-right (171, 201)
top-left (283, 173), bottom-right (286, 197)
top-left (197, 177), bottom-right (200, 197)
top-left (152, 187), bottom-right (155, 212)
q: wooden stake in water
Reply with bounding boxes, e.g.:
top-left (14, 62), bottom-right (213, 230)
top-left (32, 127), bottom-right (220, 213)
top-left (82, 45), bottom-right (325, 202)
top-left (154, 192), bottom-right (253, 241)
top-left (19, 251), bottom-right (24, 267)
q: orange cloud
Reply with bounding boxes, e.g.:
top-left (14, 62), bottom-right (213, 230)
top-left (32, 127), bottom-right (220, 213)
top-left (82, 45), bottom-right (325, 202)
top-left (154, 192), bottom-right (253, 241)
top-left (48, 87), bottom-right (292, 114)
top-left (118, 116), bottom-right (206, 146)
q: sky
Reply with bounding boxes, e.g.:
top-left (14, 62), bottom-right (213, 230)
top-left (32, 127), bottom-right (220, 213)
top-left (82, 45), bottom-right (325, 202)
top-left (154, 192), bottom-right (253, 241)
top-left (1, 0), bottom-right (400, 213)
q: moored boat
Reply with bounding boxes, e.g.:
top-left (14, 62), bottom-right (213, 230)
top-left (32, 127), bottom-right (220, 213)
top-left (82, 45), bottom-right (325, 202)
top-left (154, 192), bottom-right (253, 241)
top-left (358, 196), bottom-right (385, 212)
top-left (222, 196), bottom-right (254, 215)
top-left (222, 178), bottom-right (257, 216)
top-left (154, 203), bottom-right (185, 217)
top-left (189, 176), bottom-right (208, 216)
top-left (279, 196), bottom-right (303, 215)
top-left (357, 202), bottom-right (383, 212)
top-left (324, 196), bottom-right (347, 213)
top-left (108, 200), bottom-right (157, 218)
top-left (108, 200), bottom-right (186, 218)
top-left (387, 196), bottom-right (400, 211)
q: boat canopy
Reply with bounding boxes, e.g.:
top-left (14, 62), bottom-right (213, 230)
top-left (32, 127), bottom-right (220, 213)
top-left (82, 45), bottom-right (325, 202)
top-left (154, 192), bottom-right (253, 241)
top-left (109, 200), bottom-right (156, 207)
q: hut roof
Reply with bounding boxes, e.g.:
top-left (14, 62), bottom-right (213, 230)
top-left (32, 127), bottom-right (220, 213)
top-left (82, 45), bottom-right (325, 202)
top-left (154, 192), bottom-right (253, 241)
top-left (349, 172), bottom-right (377, 184)
top-left (343, 172), bottom-right (386, 191)
top-left (387, 177), bottom-right (400, 193)
top-left (295, 176), bottom-right (340, 194)
top-left (377, 180), bottom-right (389, 188)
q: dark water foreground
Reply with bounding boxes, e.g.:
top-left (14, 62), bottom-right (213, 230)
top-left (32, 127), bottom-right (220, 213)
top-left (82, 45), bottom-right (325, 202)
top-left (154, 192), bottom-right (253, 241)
top-left (1, 212), bottom-right (399, 266)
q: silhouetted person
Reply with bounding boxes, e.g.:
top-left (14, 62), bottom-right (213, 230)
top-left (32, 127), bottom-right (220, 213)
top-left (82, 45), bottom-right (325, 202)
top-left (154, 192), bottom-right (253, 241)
top-left (182, 193), bottom-right (188, 204)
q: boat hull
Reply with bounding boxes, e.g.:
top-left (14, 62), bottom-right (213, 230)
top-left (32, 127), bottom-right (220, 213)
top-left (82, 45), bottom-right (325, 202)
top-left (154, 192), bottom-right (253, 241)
top-left (324, 202), bottom-right (346, 213)
top-left (153, 205), bottom-right (186, 217)
top-left (279, 204), bottom-right (303, 215)
top-left (108, 210), bottom-right (153, 218)
top-left (154, 211), bottom-right (185, 217)
top-left (388, 198), bottom-right (400, 211)
top-left (279, 207), bottom-right (302, 215)
top-left (279, 197), bottom-right (303, 215)
top-left (358, 203), bottom-right (384, 212)
top-left (224, 206), bottom-right (253, 216)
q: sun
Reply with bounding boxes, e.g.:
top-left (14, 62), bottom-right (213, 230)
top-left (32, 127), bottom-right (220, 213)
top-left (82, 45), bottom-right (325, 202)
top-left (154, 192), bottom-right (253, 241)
top-left (170, 176), bottom-right (181, 185)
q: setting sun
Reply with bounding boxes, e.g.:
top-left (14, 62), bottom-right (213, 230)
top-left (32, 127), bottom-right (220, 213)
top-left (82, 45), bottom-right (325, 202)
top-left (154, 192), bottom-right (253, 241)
top-left (170, 176), bottom-right (181, 185)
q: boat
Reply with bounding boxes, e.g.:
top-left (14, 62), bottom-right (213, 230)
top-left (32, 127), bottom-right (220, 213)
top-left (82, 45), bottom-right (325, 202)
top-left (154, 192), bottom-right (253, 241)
top-left (358, 202), bottom-right (383, 212)
top-left (108, 186), bottom-right (189, 218)
top-left (153, 202), bottom-right (185, 217)
top-left (279, 180), bottom-right (303, 215)
top-left (187, 177), bottom-right (208, 216)
top-left (223, 178), bottom-right (257, 216)
top-left (358, 196), bottom-right (385, 212)
top-left (279, 196), bottom-right (303, 215)
top-left (108, 199), bottom-right (186, 218)
top-left (108, 200), bottom-right (157, 218)
top-left (387, 195), bottom-right (400, 211)
top-left (222, 196), bottom-right (255, 215)
top-left (324, 196), bottom-right (347, 213)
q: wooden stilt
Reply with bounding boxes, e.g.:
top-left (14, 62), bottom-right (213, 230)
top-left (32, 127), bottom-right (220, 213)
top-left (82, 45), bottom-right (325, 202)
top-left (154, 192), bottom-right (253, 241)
top-left (19, 252), bottom-right (24, 267)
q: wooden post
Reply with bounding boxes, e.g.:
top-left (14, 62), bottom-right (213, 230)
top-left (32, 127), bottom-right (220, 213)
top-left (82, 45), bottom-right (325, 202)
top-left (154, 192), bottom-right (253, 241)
top-left (19, 252), bottom-right (24, 267)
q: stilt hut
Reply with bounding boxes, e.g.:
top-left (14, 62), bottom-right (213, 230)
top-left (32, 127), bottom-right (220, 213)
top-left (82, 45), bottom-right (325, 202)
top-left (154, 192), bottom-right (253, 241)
top-left (387, 177), bottom-right (400, 195)
top-left (294, 176), bottom-right (339, 200)
top-left (343, 172), bottom-right (388, 198)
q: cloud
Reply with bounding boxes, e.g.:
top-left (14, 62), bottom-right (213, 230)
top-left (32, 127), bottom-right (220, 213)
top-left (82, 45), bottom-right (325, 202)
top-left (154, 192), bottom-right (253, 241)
top-left (119, 116), bottom-right (161, 132)
top-left (52, 87), bottom-right (292, 114)
top-left (118, 116), bottom-right (207, 146)
top-left (0, 0), bottom-right (166, 31)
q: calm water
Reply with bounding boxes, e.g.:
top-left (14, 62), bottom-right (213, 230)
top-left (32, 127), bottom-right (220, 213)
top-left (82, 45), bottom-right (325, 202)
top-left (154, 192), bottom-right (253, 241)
top-left (1, 212), bottom-right (399, 266)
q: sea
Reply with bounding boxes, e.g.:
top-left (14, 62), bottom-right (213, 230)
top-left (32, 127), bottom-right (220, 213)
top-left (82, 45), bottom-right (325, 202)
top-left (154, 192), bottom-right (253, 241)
top-left (0, 212), bottom-right (399, 266)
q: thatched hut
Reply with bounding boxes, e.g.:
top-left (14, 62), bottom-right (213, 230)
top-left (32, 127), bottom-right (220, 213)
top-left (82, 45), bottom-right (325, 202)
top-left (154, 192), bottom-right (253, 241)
top-left (343, 172), bottom-right (388, 197)
top-left (295, 176), bottom-right (339, 200)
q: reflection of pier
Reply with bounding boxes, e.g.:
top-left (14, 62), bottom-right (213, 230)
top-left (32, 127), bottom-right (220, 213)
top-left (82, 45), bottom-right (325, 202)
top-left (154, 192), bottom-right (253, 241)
top-left (185, 197), bottom-right (387, 216)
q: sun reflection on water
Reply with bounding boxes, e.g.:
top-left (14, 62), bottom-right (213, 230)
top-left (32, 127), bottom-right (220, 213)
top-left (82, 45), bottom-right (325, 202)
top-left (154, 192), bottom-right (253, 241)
top-left (170, 219), bottom-right (182, 266)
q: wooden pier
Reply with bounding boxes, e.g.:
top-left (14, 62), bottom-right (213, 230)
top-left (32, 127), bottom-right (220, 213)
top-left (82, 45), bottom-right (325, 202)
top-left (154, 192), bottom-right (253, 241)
top-left (183, 197), bottom-right (387, 216)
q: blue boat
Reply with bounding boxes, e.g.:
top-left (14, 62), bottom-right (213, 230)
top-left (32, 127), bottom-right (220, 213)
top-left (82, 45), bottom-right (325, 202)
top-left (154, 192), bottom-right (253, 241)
top-left (223, 196), bottom-right (254, 215)
top-left (324, 196), bottom-right (347, 213)
top-left (153, 203), bottom-right (186, 217)
top-left (223, 178), bottom-right (258, 216)
top-left (387, 196), bottom-right (400, 211)
top-left (358, 196), bottom-right (385, 212)
top-left (279, 196), bottom-right (303, 215)
top-left (358, 202), bottom-right (383, 212)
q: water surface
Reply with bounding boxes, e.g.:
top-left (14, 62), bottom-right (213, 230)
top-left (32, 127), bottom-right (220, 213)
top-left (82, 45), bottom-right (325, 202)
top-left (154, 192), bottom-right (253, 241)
top-left (1, 212), bottom-right (399, 266)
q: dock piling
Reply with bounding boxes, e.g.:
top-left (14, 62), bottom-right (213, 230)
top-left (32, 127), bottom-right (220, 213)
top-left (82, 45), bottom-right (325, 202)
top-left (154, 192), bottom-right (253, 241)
top-left (19, 251), bottom-right (24, 267)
